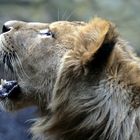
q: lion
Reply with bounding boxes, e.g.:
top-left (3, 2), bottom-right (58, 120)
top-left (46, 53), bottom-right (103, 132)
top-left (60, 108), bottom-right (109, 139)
top-left (0, 17), bottom-right (140, 140)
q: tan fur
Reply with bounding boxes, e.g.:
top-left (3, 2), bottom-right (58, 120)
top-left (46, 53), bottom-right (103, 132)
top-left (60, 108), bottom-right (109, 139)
top-left (0, 18), bottom-right (140, 140)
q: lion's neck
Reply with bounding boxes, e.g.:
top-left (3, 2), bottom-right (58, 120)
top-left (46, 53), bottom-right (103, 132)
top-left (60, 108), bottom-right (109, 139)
top-left (32, 39), bottom-right (140, 140)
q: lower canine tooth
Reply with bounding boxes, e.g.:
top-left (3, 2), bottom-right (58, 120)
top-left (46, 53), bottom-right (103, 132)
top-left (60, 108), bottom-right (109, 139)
top-left (1, 79), bottom-right (6, 86)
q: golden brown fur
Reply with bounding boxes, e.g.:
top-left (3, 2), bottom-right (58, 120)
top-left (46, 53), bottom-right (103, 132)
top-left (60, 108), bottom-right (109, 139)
top-left (0, 18), bottom-right (140, 140)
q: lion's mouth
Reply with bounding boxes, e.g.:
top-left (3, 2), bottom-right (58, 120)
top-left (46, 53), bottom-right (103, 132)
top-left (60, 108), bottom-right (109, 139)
top-left (0, 36), bottom-right (20, 100)
top-left (0, 56), bottom-right (20, 100)
top-left (0, 80), bottom-right (20, 99)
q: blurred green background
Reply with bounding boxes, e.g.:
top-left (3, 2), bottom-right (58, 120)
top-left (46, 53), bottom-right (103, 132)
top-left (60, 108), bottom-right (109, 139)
top-left (0, 0), bottom-right (140, 51)
top-left (0, 0), bottom-right (140, 140)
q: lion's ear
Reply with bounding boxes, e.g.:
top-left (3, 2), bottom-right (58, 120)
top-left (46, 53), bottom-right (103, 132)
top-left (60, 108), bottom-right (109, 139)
top-left (76, 17), bottom-right (118, 67)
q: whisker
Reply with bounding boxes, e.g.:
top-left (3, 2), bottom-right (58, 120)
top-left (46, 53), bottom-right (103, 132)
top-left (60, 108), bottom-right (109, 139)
top-left (10, 54), bottom-right (23, 81)
top-left (9, 53), bottom-right (17, 80)
top-left (5, 54), bottom-right (10, 79)
top-left (14, 52), bottom-right (31, 80)
top-left (61, 9), bottom-right (68, 21)
top-left (4, 62), bottom-right (9, 80)
top-left (2, 53), bottom-right (9, 79)
top-left (65, 10), bottom-right (75, 21)
top-left (6, 53), bottom-right (14, 72)
top-left (57, 8), bottom-right (60, 21)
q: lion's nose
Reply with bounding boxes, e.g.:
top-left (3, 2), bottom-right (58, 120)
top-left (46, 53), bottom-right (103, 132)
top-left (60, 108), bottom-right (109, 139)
top-left (2, 21), bottom-right (16, 33)
top-left (2, 25), bottom-right (11, 33)
top-left (2, 20), bottom-right (25, 34)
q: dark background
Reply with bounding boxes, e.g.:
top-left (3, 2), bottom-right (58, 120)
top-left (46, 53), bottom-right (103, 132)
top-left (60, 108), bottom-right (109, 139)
top-left (0, 0), bottom-right (140, 139)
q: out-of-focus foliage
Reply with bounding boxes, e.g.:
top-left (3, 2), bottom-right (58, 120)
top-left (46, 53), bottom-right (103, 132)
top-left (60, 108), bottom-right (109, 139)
top-left (0, 0), bottom-right (140, 140)
top-left (0, 0), bottom-right (140, 51)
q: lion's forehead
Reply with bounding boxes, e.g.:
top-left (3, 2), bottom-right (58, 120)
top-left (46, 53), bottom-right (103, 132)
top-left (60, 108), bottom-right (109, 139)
top-left (50, 21), bottom-right (86, 32)
top-left (27, 22), bottom-right (48, 28)
top-left (50, 21), bottom-right (86, 26)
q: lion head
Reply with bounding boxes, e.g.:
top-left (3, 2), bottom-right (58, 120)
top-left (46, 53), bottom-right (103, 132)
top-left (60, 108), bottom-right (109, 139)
top-left (0, 18), bottom-right (140, 140)
top-left (0, 20), bottom-right (86, 111)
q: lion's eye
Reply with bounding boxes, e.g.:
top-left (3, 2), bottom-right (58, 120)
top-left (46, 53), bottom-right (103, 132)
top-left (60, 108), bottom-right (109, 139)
top-left (39, 29), bottom-right (54, 38)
